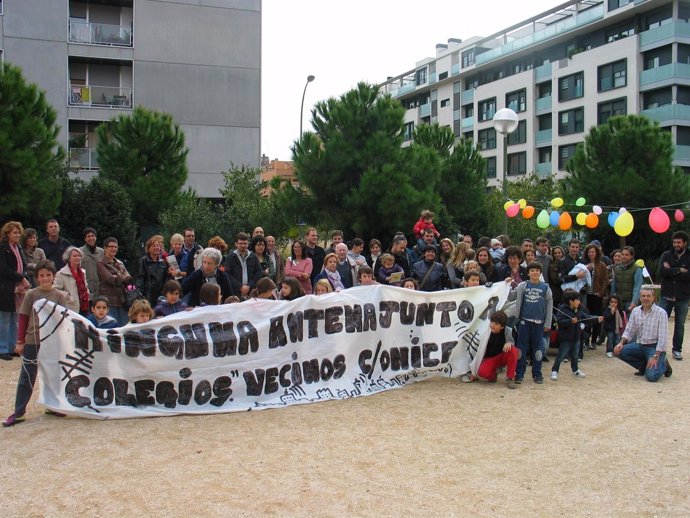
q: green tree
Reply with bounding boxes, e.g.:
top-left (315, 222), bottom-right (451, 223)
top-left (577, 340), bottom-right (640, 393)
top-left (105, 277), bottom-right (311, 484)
top-left (0, 63), bottom-right (67, 219)
top-left (564, 114), bottom-right (690, 258)
top-left (96, 106), bottom-right (189, 225)
top-left (159, 189), bottom-right (228, 247)
top-left (412, 122), bottom-right (455, 157)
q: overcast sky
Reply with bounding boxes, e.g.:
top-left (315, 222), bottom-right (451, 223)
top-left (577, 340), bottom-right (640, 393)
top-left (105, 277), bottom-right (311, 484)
top-left (261, 0), bottom-right (560, 160)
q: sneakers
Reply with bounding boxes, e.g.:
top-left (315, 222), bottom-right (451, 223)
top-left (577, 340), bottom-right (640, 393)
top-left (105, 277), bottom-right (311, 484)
top-left (550, 371), bottom-right (558, 381)
top-left (672, 350), bottom-right (683, 361)
top-left (459, 373), bottom-right (473, 383)
top-left (606, 352), bottom-right (613, 358)
top-left (533, 376), bottom-right (544, 384)
top-left (514, 377), bottom-right (523, 385)
top-left (2, 413), bottom-right (25, 427)
top-left (573, 369), bottom-right (587, 378)
top-left (505, 378), bottom-right (518, 389)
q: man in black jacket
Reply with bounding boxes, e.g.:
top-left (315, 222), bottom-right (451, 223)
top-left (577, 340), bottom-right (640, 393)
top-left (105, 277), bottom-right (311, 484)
top-left (658, 230), bottom-right (690, 360)
top-left (224, 232), bottom-right (261, 298)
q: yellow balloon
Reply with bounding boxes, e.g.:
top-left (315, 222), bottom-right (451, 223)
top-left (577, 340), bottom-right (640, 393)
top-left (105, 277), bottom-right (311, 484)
top-left (518, 199), bottom-right (527, 209)
top-left (551, 197), bottom-right (564, 208)
top-left (503, 200), bottom-right (514, 211)
top-left (635, 259), bottom-right (645, 268)
top-left (575, 212), bottom-right (587, 226)
top-left (614, 211), bottom-right (634, 237)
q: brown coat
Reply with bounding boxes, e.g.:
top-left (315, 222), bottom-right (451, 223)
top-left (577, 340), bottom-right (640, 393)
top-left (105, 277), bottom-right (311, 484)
top-left (591, 261), bottom-right (609, 297)
top-left (97, 258), bottom-right (133, 308)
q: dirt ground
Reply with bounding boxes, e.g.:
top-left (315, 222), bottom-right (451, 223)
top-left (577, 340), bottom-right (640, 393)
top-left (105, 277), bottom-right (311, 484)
top-left (1, 319), bottom-right (689, 518)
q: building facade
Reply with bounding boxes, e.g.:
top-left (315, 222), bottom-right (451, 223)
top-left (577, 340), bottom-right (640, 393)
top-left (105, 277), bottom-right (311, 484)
top-left (379, 0), bottom-right (690, 187)
top-left (0, 0), bottom-right (261, 198)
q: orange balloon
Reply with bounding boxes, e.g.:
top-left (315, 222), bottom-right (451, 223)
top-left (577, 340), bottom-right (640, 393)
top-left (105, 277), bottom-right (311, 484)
top-left (585, 213), bottom-right (599, 229)
top-left (522, 206), bottom-right (535, 219)
top-left (558, 211), bottom-right (572, 231)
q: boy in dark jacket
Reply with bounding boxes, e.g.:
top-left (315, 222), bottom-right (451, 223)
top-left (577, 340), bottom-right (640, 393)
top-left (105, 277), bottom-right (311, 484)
top-left (86, 296), bottom-right (119, 329)
top-left (154, 280), bottom-right (188, 318)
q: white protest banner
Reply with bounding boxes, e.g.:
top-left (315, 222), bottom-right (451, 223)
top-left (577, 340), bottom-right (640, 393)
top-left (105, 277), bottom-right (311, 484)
top-left (36, 283), bottom-right (510, 419)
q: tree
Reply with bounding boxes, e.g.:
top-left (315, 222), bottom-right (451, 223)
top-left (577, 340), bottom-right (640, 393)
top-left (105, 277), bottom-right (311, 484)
top-left (412, 122), bottom-right (455, 157)
top-left (0, 63), bottom-right (67, 219)
top-left (96, 106), bottom-right (189, 225)
top-left (564, 114), bottom-right (690, 258)
top-left (159, 189), bottom-right (228, 247)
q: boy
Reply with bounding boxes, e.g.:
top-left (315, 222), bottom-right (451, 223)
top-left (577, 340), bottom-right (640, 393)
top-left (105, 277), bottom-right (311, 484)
top-left (477, 310), bottom-right (519, 389)
top-left (3, 260), bottom-right (70, 427)
top-left (463, 271), bottom-right (481, 288)
top-left (357, 266), bottom-right (377, 286)
top-left (87, 296), bottom-right (118, 329)
top-left (551, 289), bottom-right (603, 380)
top-left (515, 262), bottom-right (553, 384)
top-left (154, 280), bottom-right (188, 317)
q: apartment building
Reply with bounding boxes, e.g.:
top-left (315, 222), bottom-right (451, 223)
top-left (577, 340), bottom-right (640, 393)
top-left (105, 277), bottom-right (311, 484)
top-left (0, 0), bottom-right (260, 199)
top-left (379, 0), bottom-right (690, 188)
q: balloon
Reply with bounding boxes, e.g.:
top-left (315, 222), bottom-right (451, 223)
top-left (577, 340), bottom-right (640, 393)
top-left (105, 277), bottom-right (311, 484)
top-left (559, 212), bottom-right (573, 231)
top-left (522, 206), bottom-right (535, 219)
top-left (675, 209), bottom-right (685, 222)
top-left (536, 210), bottom-right (550, 229)
top-left (549, 211), bottom-right (560, 226)
top-left (575, 212), bottom-right (587, 226)
top-left (575, 197), bottom-right (586, 207)
top-left (506, 203), bottom-right (521, 218)
top-left (585, 213), bottom-right (599, 228)
top-left (635, 259), bottom-right (645, 268)
top-left (518, 199), bottom-right (527, 209)
top-left (648, 207), bottom-right (670, 234)
top-left (551, 197), bottom-right (564, 208)
top-left (608, 212), bottom-right (619, 227)
top-left (503, 200), bottom-right (514, 211)
top-left (619, 207), bottom-right (627, 214)
top-left (593, 205), bottom-right (603, 215)
top-left (614, 211), bottom-right (634, 236)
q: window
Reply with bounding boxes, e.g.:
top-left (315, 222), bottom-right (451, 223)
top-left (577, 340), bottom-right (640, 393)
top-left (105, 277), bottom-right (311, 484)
top-left (678, 86), bottom-right (690, 106)
top-left (440, 98), bottom-right (450, 108)
top-left (462, 104), bottom-right (474, 118)
top-left (598, 60), bottom-right (626, 91)
top-left (644, 7), bottom-right (673, 30)
top-left (538, 114), bottom-right (552, 131)
top-left (681, 2), bottom-right (690, 22)
top-left (507, 120), bottom-right (527, 146)
top-left (453, 120), bottom-right (461, 137)
top-left (644, 46), bottom-right (672, 70)
top-left (506, 89), bottom-right (527, 112)
top-left (462, 48), bottom-right (476, 68)
top-left (537, 81), bottom-right (552, 99)
top-left (643, 88), bottom-right (672, 109)
top-left (558, 108), bottom-right (584, 135)
top-left (608, 0), bottom-right (632, 10)
top-left (538, 147), bottom-right (552, 164)
top-left (463, 130), bottom-right (474, 142)
top-left (439, 71), bottom-right (448, 81)
top-left (559, 72), bottom-right (584, 102)
top-left (403, 122), bottom-right (414, 141)
top-left (558, 144), bottom-right (578, 170)
top-left (605, 25), bottom-right (635, 42)
top-left (678, 127), bottom-right (690, 146)
top-left (415, 68), bottom-right (427, 86)
top-left (507, 152), bottom-right (527, 176)
top-left (478, 97), bottom-right (496, 122)
top-left (478, 128), bottom-right (497, 150)
top-left (598, 98), bottom-right (627, 124)
top-left (486, 157), bottom-right (497, 179)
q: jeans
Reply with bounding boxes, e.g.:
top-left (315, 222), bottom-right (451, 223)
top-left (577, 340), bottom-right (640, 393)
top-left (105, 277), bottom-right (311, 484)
top-left (617, 342), bottom-right (668, 382)
top-left (606, 331), bottom-right (621, 353)
top-left (516, 320), bottom-right (546, 380)
top-left (14, 344), bottom-right (38, 415)
top-left (658, 297), bottom-right (689, 353)
top-left (0, 311), bottom-right (18, 355)
top-left (552, 340), bottom-right (579, 373)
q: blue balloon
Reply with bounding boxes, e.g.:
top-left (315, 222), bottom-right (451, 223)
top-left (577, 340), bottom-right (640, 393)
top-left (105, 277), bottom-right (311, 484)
top-left (549, 211), bottom-right (560, 226)
top-left (608, 212), bottom-right (619, 227)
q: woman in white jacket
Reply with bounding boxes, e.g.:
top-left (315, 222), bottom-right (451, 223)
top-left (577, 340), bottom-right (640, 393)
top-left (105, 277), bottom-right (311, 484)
top-left (54, 246), bottom-right (89, 315)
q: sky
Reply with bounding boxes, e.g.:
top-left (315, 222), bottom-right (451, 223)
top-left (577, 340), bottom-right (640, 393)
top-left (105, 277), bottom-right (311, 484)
top-left (261, 0), bottom-right (560, 160)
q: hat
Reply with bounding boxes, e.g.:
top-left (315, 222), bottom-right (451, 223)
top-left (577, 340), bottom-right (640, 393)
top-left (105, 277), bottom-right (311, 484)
top-left (491, 238), bottom-right (501, 247)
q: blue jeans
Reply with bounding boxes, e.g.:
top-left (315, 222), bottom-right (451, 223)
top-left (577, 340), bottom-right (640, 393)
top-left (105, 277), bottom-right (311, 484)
top-left (606, 331), bottom-right (621, 353)
top-left (0, 311), bottom-right (18, 355)
top-left (552, 340), bottom-right (579, 373)
top-left (14, 344), bottom-right (38, 415)
top-left (516, 320), bottom-right (546, 380)
top-left (618, 343), bottom-right (668, 382)
top-left (658, 297), bottom-right (689, 352)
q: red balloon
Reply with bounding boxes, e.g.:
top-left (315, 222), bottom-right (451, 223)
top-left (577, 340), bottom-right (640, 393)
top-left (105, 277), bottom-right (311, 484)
top-left (675, 209), bottom-right (685, 222)
top-left (648, 207), bottom-right (670, 234)
top-left (506, 203), bottom-right (521, 218)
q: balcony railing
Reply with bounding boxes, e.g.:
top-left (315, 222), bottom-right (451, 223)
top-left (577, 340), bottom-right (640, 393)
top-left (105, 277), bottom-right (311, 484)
top-left (535, 162), bottom-right (552, 178)
top-left (69, 84), bottom-right (132, 108)
top-left (535, 95), bottom-right (552, 113)
top-left (639, 20), bottom-right (690, 49)
top-left (536, 129), bottom-right (552, 144)
top-left (70, 148), bottom-right (99, 170)
top-left (640, 63), bottom-right (690, 87)
top-left (641, 103), bottom-right (690, 123)
top-left (69, 19), bottom-right (132, 47)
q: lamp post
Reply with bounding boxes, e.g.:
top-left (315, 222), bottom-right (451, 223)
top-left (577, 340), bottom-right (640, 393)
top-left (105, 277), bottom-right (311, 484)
top-left (299, 75), bottom-right (316, 138)
top-left (493, 107), bottom-right (519, 234)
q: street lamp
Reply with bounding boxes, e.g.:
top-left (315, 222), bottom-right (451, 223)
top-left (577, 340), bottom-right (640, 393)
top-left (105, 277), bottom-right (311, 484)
top-left (493, 107), bottom-right (519, 233)
top-left (299, 75), bottom-right (316, 138)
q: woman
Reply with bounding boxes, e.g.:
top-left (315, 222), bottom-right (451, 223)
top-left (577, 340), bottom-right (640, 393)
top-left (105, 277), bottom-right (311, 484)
top-left (549, 245), bottom-right (565, 306)
top-left (0, 221), bottom-right (30, 360)
top-left (312, 253), bottom-right (345, 292)
top-left (447, 242), bottom-right (472, 288)
top-left (181, 248), bottom-right (233, 307)
top-left (366, 239), bottom-right (382, 269)
top-left (476, 246), bottom-right (498, 283)
top-left (207, 236), bottom-right (229, 271)
top-left (250, 235), bottom-right (270, 279)
top-left (136, 235), bottom-right (172, 307)
top-left (21, 228), bottom-right (45, 287)
top-left (285, 240), bottom-right (313, 295)
top-left (167, 233), bottom-right (187, 280)
top-left (583, 243), bottom-right (609, 347)
top-left (97, 237), bottom-right (133, 326)
top-left (439, 238), bottom-right (454, 266)
top-left (54, 247), bottom-right (90, 315)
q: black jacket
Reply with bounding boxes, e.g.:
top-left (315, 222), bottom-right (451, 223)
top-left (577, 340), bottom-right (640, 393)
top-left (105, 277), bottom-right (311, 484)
top-left (224, 250), bottom-right (262, 294)
top-left (136, 255), bottom-right (170, 306)
top-left (0, 241), bottom-right (27, 313)
top-left (182, 268), bottom-right (234, 307)
top-left (659, 248), bottom-right (690, 300)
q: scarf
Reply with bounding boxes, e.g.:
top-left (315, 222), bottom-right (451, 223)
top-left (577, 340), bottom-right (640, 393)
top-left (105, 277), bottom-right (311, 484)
top-left (614, 309), bottom-right (625, 334)
top-left (70, 265), bottom-right (90, 313)
top-left (325, 269), bottom-right (345, 292)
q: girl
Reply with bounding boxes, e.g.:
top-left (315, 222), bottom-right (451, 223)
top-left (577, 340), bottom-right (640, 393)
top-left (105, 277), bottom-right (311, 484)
top-left (603, 295), bottom-right (626, 358)
top-left (376, 253), bottom-right (404, 286)
top-left (402, 278), bottom-right (418, 290)
top-left (252, 277), bottom-right (277, 299)
top-left (314, 278), bottom-right (334, 295)
top-left (199, 282), bottom-right (222, 306)
top-left (128, 299), bottom-right (154, 324)
top-left (279, 276), bottom-right (304, 301)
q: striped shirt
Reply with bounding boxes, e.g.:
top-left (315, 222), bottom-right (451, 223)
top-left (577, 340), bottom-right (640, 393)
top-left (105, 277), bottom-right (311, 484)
top-left (622, 303), bottom-right (668, 352)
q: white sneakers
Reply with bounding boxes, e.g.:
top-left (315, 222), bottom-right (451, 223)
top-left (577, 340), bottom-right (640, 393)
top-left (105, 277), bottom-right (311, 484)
top-left (573, 369), bottom-right (587, 378)
top-left (606, 352), bottom-right (613, 358)
top-left (550, 371), bottom-right (558, 381)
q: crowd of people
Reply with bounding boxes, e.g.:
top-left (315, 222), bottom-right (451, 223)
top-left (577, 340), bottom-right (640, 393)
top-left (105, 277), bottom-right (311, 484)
top-left (1, 210), bottom-right (687, 425)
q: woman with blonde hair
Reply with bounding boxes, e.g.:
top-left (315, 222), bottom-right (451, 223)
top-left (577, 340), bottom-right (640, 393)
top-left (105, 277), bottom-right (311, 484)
top-left (136, 235), bottom-right (172, 306)
top-left (447, 242), bottom-right (473, 288)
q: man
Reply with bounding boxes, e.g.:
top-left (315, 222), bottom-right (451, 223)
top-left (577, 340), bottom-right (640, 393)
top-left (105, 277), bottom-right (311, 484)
top-left (375, 234), bottom-right (410, 280)
top-left (335, 243), bottom-right (357, 289)
top-left (324, 230), bottom-right (344, 256)
top-left (38, 219), bottom-right (71, 270)
top-left (462, 234), bottom-right (473, 247)
top-left (79, 227), bottom-right (104, 298)
top-left (520, 238), bottom-right (534, 255)
top-left (304, 228), bottom-right (325, 285)
top-left (413, 228), bottom-right (439, 261)
top-left (611, 246), bottom-right (643, 313)
top-left (614, 286), bottom-right (672, 381)
top-left (224, 232), bottom-right (261, 298)
top-left (658, 230), bottom-right (690, 360)
top-left (265, 235), bottom-right (285, 285)
top-left (411, 245), bottom-right (448, 292)
top-left (558, 238), bottom-right (585, 288)
top-left (535, 236), bottom-right (552, 274)
top-left (252, 227), bottom-right (264, 238)
top-left (182, 228), bottom-right (203, 275)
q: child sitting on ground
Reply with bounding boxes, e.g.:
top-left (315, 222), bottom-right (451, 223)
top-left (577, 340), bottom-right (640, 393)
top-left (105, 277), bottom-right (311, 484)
top-left (154, 280), bottom-right (188, 317)
top-left (87, 296), bottom-right (119, 329)
top-left (376, 253), bottom-right (404, 286)
top-left (129, 299), bottom-right (154, 324)
top-left (357, 266), bottom-right (378, 286)
top-left (413, 209), bottom-right (441, 250)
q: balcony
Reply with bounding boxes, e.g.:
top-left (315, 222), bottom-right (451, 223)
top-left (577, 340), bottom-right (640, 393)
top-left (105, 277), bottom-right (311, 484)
top-left (69, 19), bottom-right (132, 47)
top-left (641, 103), bottom-right (690, 123)
top-left (69, 84), bottom-right (132, 108)
top-left (535, 62), bottom-right (552, 81)
top-left (461, 116), bottom-right (474, 129)
top-left (429, 73), bottom-right (437, 84)
top-left (461, 89), bottom-right (474, 104)
top-left (535, 129), bottom-right (552, 144)
top-left (451, 64), bottom-right (460, 76)
top-left (397, 83), bottom-right (415, 96)
top-left (535, 95), bottom-right (552, 113)
top-left (70, 148), bottom-right (99, 170)
top-left (419, 103), bottom-right (431, 118)
top-left (639, 63), bottom-right (690, 88)
top-left (535, 162), bottom-right (552, 178)
top-left (675, 145), bottom-right (690, 162)
top-left (639, 20), bottom-right (690, 50)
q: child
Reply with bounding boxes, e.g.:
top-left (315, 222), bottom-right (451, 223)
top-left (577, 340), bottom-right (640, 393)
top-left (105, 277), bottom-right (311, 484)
top-left (199, 283), bottom-right (222, 306)
top-left (413, 209), bottom-right (440, 250)
top-left (87, 296), bottom-right (119, 329)
top-left (401, 278), bottom-right (418, 290)
top-left (3, 260), bottom-right (69, 427)
top-left (474, 310), bottom-right (519, 388)
top-left (603, 295), bottom-right (626, 358)
top-left (224, 295), bottom-right (241, 304)
top-left (463, 260), bottom-right (487, 285)
top-left (515, 262), bottom-right (553, 384)
top-left (154, 280), bottom-right (188, 317)
top-left (376, 253), bottom-right (404, 286)
top-left (314, 278), bottom-right (334, 295)
top-left (463, 271), bottom-right (481, 288)
top-left (252, 277), bottom-right (277, 300)
top-left (357, 266), bottom-right (377, 286)
top-left (279, 276), bottom-right (305, 301)
top-left (551, 289), bottom-right (603, 380)
top-left (129, 299), bottom-right (154, 324)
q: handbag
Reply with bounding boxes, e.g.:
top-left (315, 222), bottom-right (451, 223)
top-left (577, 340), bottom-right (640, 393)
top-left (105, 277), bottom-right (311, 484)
top-left (126, 285), bottom-right (144, 308)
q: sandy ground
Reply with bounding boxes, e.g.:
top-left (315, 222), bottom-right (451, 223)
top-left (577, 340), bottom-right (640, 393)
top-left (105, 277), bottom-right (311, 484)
top-left (1, 319), bottom-right (689, 518)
